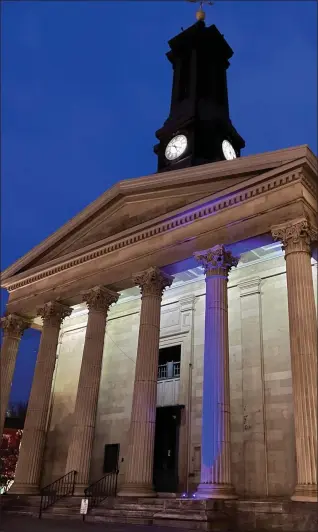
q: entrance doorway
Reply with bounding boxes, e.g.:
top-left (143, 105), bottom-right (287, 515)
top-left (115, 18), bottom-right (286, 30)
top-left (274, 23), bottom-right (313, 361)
top-left (153, 405), bottom-right (182, 493)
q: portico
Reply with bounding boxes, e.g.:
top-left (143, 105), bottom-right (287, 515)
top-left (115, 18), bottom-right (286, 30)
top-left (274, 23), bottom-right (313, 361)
top-left (1, 145), bottom-right (317, 504)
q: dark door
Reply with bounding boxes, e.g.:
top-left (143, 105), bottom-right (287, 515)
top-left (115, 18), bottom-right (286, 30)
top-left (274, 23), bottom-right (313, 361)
top-left (103, 443), bottom-right (120, 474)
top-left (153, 406), bottom-right (181, 493)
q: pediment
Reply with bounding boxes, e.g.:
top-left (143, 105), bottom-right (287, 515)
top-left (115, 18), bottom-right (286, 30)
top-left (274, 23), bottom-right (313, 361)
top-left (30, 174), bottom-right (252, 267)
top-left (2, 144), bottom-right (316, 283)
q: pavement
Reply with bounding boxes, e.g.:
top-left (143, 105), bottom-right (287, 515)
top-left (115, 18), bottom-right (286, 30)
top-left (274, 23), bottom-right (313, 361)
top-left (0, 516), bottom-right (186, 532)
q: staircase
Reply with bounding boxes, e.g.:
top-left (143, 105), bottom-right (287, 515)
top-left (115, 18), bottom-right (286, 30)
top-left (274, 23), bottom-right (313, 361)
top-left (1, 495), bottom-right (234, 530)
top-left (2, 494), bottom-right (318, 531)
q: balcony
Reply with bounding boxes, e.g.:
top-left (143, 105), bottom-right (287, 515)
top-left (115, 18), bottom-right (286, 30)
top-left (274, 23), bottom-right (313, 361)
top-left (157, 361), bottom-right (180, 381)
top-left (157, 362), bottom-right (180, 407)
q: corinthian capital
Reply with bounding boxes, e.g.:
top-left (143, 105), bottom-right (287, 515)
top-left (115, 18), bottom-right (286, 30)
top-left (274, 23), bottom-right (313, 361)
top-left (0, 313), bottom-right (30, 339)
top-left (133, 267), bottom-right (173, 297)
top-left (194, 245), bottom-right (239, 276)
top-left (82, 286), bottom-right (119, 314)
top-left (37, 301), bottom-right (72, 327)
top-left (271, 219), bottom-right (318, 256)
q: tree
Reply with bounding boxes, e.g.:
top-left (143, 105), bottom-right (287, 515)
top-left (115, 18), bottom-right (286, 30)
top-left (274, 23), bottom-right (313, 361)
top-left (0, 429), bottom-right (22, 493)
top-left (1, 401), bottom-right (27, 493)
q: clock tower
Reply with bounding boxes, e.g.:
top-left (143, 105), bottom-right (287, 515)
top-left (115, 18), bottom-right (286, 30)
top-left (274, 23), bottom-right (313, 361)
top-left (154, 19), bottom-right (245, 172)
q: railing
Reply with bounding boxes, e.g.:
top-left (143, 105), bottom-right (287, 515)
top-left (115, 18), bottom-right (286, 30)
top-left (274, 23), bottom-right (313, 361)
top-left (83, 470), bottom-right (118, 520)
top-left (39, 470), bottom-right (77, 518)
top-left (158, 361), bottom-right (180, 381)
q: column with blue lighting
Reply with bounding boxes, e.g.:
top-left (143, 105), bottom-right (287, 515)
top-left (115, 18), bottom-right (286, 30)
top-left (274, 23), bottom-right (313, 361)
top-left (194, 245), bottom-right (238, 499)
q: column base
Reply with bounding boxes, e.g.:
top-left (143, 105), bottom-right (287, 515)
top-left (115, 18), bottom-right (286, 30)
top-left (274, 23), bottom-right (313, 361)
top-left (291, 484), bottom-right (318, 502)
top-left (196, 483), bottom-right (237, 500)
top-left (73, 484), bottom-right (88, 497)
top-left (117, 483), bottom-right (156, 498)
top-left (9, 482), bottom-right (39, 495)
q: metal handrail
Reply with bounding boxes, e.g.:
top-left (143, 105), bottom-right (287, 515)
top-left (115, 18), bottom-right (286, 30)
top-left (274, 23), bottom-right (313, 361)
top-left (39, 470), bottom-right (77, 518)
top-left (83, 470), bottom-right (118, 520)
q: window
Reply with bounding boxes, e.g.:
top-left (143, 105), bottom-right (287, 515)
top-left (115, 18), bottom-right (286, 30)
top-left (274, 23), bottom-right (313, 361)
top-left (158, 345), bottom-right (181, 381)
top-left (103, 443), bottom-right (120, 474)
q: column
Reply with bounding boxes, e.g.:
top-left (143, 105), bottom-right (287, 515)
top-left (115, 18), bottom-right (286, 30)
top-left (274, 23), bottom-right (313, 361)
top-left (272, 218), bottom-right (318, 502)
top-left (118, 267), bottom-right (173, 497)
top-left (194, 244), bottom-right (238, 499)
top-left (65, 286), bottom-right (119, 495)
top-left (0, 314), bottom-right (30, 436)
top-left (11, 301), bottom-right (71, 494)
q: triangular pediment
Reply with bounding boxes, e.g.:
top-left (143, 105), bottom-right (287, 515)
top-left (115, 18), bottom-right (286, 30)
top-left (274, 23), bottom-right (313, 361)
top-left (2, 145), bottom-right (316, 284)
top-left (29, 173), bottom-right (251, 267)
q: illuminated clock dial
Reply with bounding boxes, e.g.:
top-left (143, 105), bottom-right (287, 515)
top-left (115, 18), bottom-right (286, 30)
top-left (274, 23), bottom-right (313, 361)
top-left (165, 135), bottom-right (188, 161)
top-left (222, 139), bottom-right (237, 161)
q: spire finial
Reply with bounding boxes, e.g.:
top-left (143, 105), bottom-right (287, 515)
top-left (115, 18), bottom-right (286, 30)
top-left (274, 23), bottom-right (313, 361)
top-left (188, 0), bottom-right (214, 22)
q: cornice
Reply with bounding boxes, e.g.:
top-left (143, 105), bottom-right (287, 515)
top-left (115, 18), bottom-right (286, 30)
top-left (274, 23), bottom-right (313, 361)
top-left (3, 163), bottom-right (307, 293)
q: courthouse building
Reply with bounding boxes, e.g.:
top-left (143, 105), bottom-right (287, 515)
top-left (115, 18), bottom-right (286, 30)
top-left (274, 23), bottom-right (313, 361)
top-left (1, 15), bottom-right (317, 510)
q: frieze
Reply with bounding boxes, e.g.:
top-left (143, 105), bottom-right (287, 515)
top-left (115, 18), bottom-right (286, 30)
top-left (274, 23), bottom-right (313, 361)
top-left (5, 168), bottom-right (304, 292)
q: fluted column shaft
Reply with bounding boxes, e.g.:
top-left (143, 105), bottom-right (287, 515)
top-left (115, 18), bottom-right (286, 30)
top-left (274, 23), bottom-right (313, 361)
top-left (65, 286), bottom-right (118, 495)
top-left (118, 267), bottom-right (173, 497)
top-left (195, 245), bottom-right (238, 499)
top-left (11, 302), bottom-right (71, 494)
top-left (0, 314), bottom-right (30, 436)
top-left (272, 219), bottom-right (318, 502)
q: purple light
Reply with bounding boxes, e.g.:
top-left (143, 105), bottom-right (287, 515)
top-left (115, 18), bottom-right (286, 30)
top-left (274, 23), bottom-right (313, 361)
top-left (181, 492), bottom-right (187, 498)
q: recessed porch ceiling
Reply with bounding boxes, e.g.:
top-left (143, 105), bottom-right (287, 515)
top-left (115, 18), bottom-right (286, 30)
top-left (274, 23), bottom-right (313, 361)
top-left (38, 241), bottom-right (315, 326)
top-left (118, 243), bottom-right (284, 300)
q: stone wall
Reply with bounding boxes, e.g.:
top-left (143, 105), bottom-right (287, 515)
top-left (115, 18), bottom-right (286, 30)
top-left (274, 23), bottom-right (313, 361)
top-left (42, 257), bottom-right (317, 498)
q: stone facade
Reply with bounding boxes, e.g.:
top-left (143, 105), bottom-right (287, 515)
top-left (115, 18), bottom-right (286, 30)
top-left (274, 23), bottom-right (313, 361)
top-left (1, 145), bottom-right (317, 506)
top-left (40, 254), bottom-right (317, 498)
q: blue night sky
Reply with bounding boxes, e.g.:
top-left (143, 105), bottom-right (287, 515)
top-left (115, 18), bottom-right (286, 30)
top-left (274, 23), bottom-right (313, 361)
top-left (1, 1), bottom-right (317, 404)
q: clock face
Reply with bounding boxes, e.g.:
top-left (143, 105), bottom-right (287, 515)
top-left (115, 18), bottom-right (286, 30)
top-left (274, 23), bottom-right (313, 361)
top-left (165, 134), bottom-right (188, 161)
top-left (222, 139), bottom-right (237, 161)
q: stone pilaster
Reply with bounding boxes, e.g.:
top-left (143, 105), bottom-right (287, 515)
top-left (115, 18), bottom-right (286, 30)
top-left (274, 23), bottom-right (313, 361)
top-left (118, 267), bottom-right (173, 497)
top-left (238, 277), bottom-right (268, 497)
top-left (65, 286), bottom-right (119, 495)
top-left (272, 218), bottom-right (318, 502)
top-left (11, 301), bottom-right (71, 494)
top-left (0, 314), bottom-right (30, 435)
top-left (194, 245), bottom-right (238, 499)
top-left (178, 295), bottom-right (196, 492)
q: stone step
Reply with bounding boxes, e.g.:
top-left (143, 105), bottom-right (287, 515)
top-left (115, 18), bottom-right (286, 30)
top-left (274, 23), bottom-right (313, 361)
top-left (4, 509), bottom-right (39, 518)
top-left (41, 512), bottom-right (82, 521)
top-left (2, 495), bottom-right (41, 506)
top-left (153, 518), bottom-right (230, 531)
top-left (46, 505), bottom-right (81, 515)
top-left (101, 502), bottom-right (165, 511)
top-left (85, 514), bottom-right (153, 526)
top-left (47, 497), bottom-right (82, 509)
top-left (92, 508), bottom-right (155, 518)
